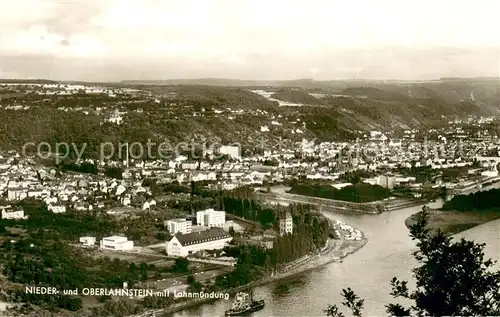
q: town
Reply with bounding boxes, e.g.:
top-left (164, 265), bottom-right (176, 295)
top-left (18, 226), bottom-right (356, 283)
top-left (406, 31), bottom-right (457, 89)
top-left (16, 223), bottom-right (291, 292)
top-left (1, 81), bottom-right (500, 317)
top-left (2, 1), bottom-right (500, 315)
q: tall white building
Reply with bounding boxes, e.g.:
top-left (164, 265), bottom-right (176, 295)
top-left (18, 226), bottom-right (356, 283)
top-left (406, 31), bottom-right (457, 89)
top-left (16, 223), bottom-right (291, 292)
top-left (165, 218), bottom-right (192, 234)
top-left (99, 236), bottom-right (134, 251)
top-left (196, 209), bottom-right (225, 227)
top-left (218, 145), bottom-right (241, 159)
top-left (166, 228), bottom-right (232, 257)
top-left (279, 211), bottom-right (293, 236)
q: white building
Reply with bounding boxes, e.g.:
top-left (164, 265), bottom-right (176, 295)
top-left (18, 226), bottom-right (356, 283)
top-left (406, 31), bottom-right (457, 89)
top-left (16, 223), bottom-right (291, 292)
top-left (165, 218), bottom-right (192, 234)
top-left (48, 204), bottom-right (67, 213)
top-left (27, 190), bottom-right (44, 198)
top-left (79, 236), bottom-right (96, 246)
top-left (218, 145), bottom-right (241, 159)
top-left (279, 211), bottom-right (293, 236)
top-left (99, 236), bottom-right (134, 251)
top-left (196, 209), bottom-right (225, 227)
top-left (481, 169), bottom-right (498, 178)
top-left (166, 228), bottom-right (232, 257)
top-left (1, 207), bottom-right (27, 220)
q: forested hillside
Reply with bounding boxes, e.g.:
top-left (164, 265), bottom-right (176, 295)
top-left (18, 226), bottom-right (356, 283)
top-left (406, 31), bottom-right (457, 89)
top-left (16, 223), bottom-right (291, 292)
top-left (1, 78), bottom-right (500, 158)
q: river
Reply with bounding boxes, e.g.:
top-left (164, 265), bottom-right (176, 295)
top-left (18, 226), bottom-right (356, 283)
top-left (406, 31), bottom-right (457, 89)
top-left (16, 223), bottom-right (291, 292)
top-left (170, 197), bottom-right (500, 316)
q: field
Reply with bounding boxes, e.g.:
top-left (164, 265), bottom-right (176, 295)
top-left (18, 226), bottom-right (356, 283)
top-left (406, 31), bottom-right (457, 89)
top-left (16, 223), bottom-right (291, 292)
top-left (92, 250), bottom-right (163, 263)
top-left (89, 248), bottom-right (233, 289)
top-left (138, 265), bottom-right (234, 291)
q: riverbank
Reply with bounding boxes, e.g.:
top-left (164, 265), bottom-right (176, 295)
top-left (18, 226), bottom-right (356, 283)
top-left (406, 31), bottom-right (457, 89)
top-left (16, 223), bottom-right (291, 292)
top-left (405, 209), bottom-right (500, 236)
top-left (148, 221), bottom-right (368, 317)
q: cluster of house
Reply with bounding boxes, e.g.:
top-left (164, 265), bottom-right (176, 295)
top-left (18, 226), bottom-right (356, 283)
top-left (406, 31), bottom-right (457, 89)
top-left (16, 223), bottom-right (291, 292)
top-left (4, 172), bottom-right (157, 212)
top-left (0, 154), bottom-right (160, 213)
top-left (119, 137), bottom-right (497, 192)
top-left (2, 131), bottom-right (499, 214)
top-left (0, 141), bottom-right (497, 238)
top-left (123, 153), bottom-right (282, 191)
top-left (0, 118), bottom-right (498, 234)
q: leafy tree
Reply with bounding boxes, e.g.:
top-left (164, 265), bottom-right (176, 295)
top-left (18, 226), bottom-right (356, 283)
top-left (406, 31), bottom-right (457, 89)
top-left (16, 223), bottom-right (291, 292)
top-left (325, 206), bottom-right (500, 316)
top-left (186, 274), bottom-right (202, 292)
top-left (58, 296), bottom-right (83, 311)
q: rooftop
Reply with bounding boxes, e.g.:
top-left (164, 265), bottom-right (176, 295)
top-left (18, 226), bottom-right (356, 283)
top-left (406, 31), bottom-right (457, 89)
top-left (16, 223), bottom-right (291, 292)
top-left (103, 235), bottom-right (128, 241)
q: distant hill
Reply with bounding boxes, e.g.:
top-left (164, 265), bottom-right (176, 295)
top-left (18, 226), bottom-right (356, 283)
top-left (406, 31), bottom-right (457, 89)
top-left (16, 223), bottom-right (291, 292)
top-left (107, 79), bottom-right (500, 134)
top-left (341, 87), bottom-right (411, 102)
top-left (121, 78), bottom-right (318, 87)
top-left (0, 77), bottom-right (499, 148)
top-left (1, 78), bottom-right (500, 157)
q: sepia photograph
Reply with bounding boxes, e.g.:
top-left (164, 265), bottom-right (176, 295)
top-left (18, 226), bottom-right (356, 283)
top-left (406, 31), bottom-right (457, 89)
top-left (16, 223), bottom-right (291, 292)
top-left (0, 0), bottom-right (499, 316)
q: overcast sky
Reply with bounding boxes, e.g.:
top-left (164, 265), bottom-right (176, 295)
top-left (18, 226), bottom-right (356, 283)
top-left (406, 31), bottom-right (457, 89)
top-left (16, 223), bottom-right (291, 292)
top-left (1, 0), bottom-right (499, 81)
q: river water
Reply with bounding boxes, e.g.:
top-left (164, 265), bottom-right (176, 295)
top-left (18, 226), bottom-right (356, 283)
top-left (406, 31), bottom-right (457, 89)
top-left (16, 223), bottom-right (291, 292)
top-left (171, 198), bottom-right (500, 317)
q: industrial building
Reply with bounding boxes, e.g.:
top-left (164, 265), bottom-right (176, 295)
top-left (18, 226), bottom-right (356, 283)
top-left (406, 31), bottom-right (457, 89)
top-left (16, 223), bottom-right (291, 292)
top-left (166, 228), bottom-right (232, 257)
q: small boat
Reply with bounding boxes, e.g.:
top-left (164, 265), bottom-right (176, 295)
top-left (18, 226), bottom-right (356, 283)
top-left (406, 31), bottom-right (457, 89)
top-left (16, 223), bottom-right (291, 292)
top-left (225, 291), bottom-right (265, 316)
